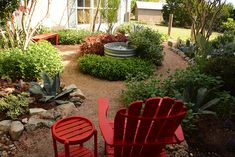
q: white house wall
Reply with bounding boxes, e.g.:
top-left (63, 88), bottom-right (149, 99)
top-left (16, 0), bottom-right (130, 29)
top-left (32, 0), bottom-right (69, 28)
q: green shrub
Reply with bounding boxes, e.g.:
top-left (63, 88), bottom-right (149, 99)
top-left (56, 29), bottom-right (91, 45)
top-left (129, 27), bottom-right (163, 65)
top-left (122, 76), bottom-right (165, 105)
top-left (211, 30), bottom-right (235, 50)
top-left (162, 66), bottom-right (223, 97)
top-left (214, 91), bottom-right (235, 118)
top-left (0, 93), bottom-right (29, 119)
top-left (115, 22), bottom-right (135, 35)
top-left (203, 56), bottom-right (235, 95)
top-left (78, 54), bottom-right (154, 81)
top-left (0, 41), bottom-right (63, 80)
top-left (222, 18), bottom-right (235, 31)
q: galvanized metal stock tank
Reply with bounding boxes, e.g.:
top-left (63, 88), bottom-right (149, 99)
top-left (104, 42), bottom-right (136, 58)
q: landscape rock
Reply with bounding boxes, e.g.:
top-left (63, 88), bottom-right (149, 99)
top-left (0, 120), bottom-right (12, 133)
top-left (64, 84), bottom-right (77, 90)
top-left (69, 97), bottom-right (82, 103)
top-left (38, 109), bottom-right (61, 120)
top-left (29, 108), bottom-right (47, 115)
top-left (70, 89), bottom-right (86, 100)
top-left (25, 118), bottom-right (54, 132)
top-left (55, 102), bottom-right (79, 118)
top-left (21, 118), bottom-right (28, 124)
top-left (9, 121), bottom-right (24, 141)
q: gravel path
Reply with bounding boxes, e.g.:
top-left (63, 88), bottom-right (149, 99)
top-left (15, 43), bottom-right (188, 157)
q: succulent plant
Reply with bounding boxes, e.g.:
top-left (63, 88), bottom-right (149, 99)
top-left (29, 73), bottom-right (76, 103)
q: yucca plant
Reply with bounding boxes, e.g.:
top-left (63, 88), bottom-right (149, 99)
top-left (29, 73), bottom-right (76, 103)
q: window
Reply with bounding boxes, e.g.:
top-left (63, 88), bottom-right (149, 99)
top-left (77, 0), bottom-right (95, 24)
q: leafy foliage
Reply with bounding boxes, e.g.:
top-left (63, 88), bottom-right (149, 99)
top-left (0, 41), bottom-right (63, 80)
top-left (78, 54), bottom-right (155, 81)
top-left (162, 0), bottom-right (191, 27)
top-left (203, 56), bottom-right (235, 95)
top-left (211, 30), bottom-right (235, 51)
top-left (175, 86), bottom-right (220, 115)
top-left (222, 18), bottom-right (235, 31)
top-left (29, 73), bottom-right (76, 103)
top-left (129, 27), bottom-right (163, 65)
top-left (0, 92), bottom-right (29, 119)
top-left (56, 29), bottom-right (91, 45)
top-left (100, 0), bottom-right (120, 34)
top-left (122, 76), bottom-right (164, 105)
top-left (213, 3), bottom-right (235, 32)
top-left (214, 91), bottom-right (235, 118)
top-left (80, 33), bottom-right (128, 55)
top-left (0, 0), bottom-right (19, 24)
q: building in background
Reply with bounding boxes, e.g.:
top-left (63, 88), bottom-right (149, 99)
top-left (135, 1), bottom-right (164, 24)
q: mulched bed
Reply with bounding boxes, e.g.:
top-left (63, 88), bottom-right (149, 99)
top-left (188, 116), bottom-right (235, 157)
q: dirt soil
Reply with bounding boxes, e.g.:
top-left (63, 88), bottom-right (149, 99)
top-left (15, 43), bottom-right (188, 157)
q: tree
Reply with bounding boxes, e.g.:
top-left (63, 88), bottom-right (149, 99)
top-left (212, 3), bottom-right (235, 32)
top-left (100, 0), bottom-right (120, 34)
top-left (162, 0), bottom-right (191, 27)
top-left (183, 0), bottom-right (225, 41)
top-left (0, 0), bottom-right (20, 48)
top-left (0, 0), bottom-right (51, 50)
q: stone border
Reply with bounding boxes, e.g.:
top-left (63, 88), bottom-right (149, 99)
top-left (0, 84), bottom-right (86, 156)
top-left (170, 47), bottom-right (195, 64)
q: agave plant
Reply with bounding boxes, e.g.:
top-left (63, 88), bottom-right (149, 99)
top-left (175, 83), bottom-right (220, 115)
top-left (29, 73), bottom-right (76, 103)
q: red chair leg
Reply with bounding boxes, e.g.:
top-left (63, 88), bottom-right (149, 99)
top-left (94, 129), bottom-right (98, 157)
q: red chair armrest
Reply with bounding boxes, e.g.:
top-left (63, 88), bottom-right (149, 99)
top-left (98, 98), bottom-right (114, 146)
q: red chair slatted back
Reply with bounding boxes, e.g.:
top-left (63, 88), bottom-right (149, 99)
top-left (113, 97), bottom-right (187, 157)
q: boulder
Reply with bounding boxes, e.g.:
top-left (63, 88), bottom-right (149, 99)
top-left (55, 102), bottom-right (79, 118)
top-left (0, 120), bottom-right (12, 133)
top-left (38, 109), bottom-right (61, 120)
top-left (29, 108), bottom-right (47, 115)
top-left (70, 89), bottom-right (86, 100)
top-left (25, 117), bottom-right (54, 132)
top-left (9, 121), bottom-right (24, 140)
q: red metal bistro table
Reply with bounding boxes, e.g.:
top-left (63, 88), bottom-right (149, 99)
top-left (51, 116), bottom-right (97, 157)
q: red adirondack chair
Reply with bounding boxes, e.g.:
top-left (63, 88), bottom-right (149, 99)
top-left (98, 97), bottom-right (187, 157)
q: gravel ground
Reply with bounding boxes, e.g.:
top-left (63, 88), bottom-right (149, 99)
top-left (15, 43), bottom-right (188, 157)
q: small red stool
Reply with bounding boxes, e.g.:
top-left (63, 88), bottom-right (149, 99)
top-left (51, 116), bottom-right (97, 157)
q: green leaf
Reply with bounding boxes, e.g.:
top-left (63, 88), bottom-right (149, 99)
top-left (29, 83), bottom-right (44, 95)
top-left (51, 73), bottom-right (60, 96)
top-left (41, 72), bottom-right (52, 95)
top-left (196, 88), bottom-right (208, 106)
top-left (199, 98), bottom-right (220, 111)
top-left (54, 88), bottom-right (76, 100)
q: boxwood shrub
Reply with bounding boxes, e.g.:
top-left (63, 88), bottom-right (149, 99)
top-left (78, 54), bottom-right (155, 81)
top-left (56, 29), bottom-right (91, 45)
top-left (0, 41), bottom-right (63, 80)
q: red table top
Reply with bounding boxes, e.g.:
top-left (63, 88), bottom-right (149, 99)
top-left (52, 116), bottom-right (95, 143)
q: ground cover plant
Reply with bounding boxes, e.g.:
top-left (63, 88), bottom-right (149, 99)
top-left (0, 92), bottom-right (29, 119)
top-left (80, 33), bottom-right (128, 55)
top-left (78, 54), bottom-right (154, 81)
top-left (0, 41), bottom-right (63, 80)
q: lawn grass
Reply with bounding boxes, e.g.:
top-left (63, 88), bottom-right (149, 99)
top-left (148, 25), bottom-right (221, 41)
